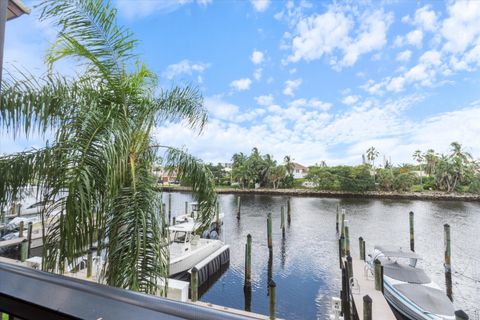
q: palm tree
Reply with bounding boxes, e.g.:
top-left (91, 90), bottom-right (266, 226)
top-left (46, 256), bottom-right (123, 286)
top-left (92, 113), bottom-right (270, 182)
top-left (366, 147), bottom-right (379, 183)
top-left (0, 0), bottom-right (216, 295)
top-left (412, 150), bottom-right (424, 188)
top-left (424, 149), bottom-right (437, 176)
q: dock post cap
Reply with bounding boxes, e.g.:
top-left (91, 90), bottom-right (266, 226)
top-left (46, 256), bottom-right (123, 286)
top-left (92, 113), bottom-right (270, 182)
top-left (363, 295), bottom-right (372, 303)
top-left (191, 267), bottom-right (198, 273)
top-left (268, 280), bottom-right (276, 288)
top-left (454, 310), bottom-right (469, 320)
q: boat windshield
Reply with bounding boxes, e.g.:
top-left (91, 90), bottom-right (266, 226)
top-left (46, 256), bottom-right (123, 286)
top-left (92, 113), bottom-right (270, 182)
top-left (172, 231), bottom-right (188, 243)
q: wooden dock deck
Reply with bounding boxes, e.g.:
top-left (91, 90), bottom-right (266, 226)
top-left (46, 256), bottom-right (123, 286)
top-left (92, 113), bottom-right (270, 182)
top-left (350, 258), bottom-right (396, 320)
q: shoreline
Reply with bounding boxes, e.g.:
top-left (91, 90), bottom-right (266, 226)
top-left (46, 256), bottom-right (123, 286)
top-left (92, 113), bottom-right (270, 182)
top-left (157, 186), bottom-right (480, 202)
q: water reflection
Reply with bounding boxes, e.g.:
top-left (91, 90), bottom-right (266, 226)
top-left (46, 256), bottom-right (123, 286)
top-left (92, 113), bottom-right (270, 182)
top-left (163, 192), bottom-right (480, 319)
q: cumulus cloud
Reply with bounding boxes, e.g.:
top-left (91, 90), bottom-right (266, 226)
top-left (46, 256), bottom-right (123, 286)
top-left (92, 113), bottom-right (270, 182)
top-left (250, 0), bottom-right (271, 12)
top-left (285, 6), bottom-right (393, 69)
top-left (253, 68), bottom-right (263, 81)
top-left (342, 95), bottom-right (359, 105)
top-left (162, 60), bottom-right (210, 79)
top-left (251, 50), bottom-right (265, 64)
top-left (255, 94), bottom-right (274, 106)
top-left (396, 50), bottom-right (412, 62)
top-left (283, 79), bottom-right (302, 96)
top-left (230, 78), bottom-right (252, 91)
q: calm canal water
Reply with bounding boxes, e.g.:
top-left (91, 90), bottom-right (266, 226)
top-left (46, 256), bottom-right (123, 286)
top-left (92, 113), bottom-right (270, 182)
top-left (165, 192), bottom-right (480, 320)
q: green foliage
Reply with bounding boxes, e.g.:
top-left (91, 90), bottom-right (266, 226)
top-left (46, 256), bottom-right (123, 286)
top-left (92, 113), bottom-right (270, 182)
top-left (0, 0), bottom-right (217, 295)
top-left (377, 169), bottom-right (395, 191)
top-left (468, 178), bottom-right (480, 194)
top-left (306, 165), bottom-right (374, 192)
top-left (394, 173), bottom-right (416, 191)
top-left (230, 148), bottom-right (291, 189)
top-left (293, 178), bottom-right (305, 188)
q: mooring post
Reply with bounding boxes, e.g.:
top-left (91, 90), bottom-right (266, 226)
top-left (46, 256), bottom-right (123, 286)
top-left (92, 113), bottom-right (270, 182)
top-left (338, 238), bottom-right (343, 269)
top-left (345, 226), bottom-right (350, 257)
top-left (26, 222), bottom-right (33, 258)
top-left (168, 193), bottom-right (172, 221)
top-left (341, 209), bottom-right (345, 238)
top-left (185, 201), bottom-right (188, 215)
top-left (374, 259), bottom-right (382, 291)
top-left (87, 249), bottom-right (93, 279)
top-left (336, 204), bottom-right (339, 233)
top-left (287, 198), bottom-right (291, 224)
top-left (444, 223), bottom-right (453, 301)
top-left (237, 196), bottom-right (241, 219)
top-left (216, 201), bottom-right (220, 226)
top-left (409, 211), bottom-right (415, 252)
top-left (359, 237), bottom-right (365, 260)
top-left (280, 206), bottom-right (285, 238)
top-left (191, 267), bottom-right (198, 302)
top-left (346, 255), bottom-right (353, 281)
top-left (363, 295), bottom-right (372, 320)
top-left (172, 216), bottom-right (176, 225)
top-left (20, 239), bottom-right (28, 262)
top-left (269, 280), bottom-right (276, 320)
top-left (244, 234), bottom-right (252, 289)
top-left (18, 221), bottom-right (24, 238)
top-left (267, 212), bottom-right (273, 250)
top-left (454, 310), bottom-right (469, 320)
top-left (362, 238), bottom-right (366, 261)
top-left (340, 235), bottom-right (345, 258)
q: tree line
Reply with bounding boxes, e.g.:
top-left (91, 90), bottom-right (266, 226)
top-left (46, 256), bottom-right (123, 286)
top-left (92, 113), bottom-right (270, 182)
top-left (205, 142), bottom-right (480, 194)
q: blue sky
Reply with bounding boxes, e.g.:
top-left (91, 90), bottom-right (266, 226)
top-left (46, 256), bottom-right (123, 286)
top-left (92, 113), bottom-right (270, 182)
top-left (3, 0), bottom-right (480, 166)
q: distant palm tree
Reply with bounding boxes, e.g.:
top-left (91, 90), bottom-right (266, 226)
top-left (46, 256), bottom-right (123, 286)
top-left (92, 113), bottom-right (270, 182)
top-left (366, 147), bottom-right (379, 183)
top-left (412, 149), bottom-right (424, 187)
top-left (0, 0), bottom-right (216, 295)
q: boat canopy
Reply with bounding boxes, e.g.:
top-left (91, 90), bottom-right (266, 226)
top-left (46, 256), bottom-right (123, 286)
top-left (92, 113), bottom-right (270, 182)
top-left (375, 245), bottom-right (422, 259)
top-left (168, 222), bottom-right (196, 233)
top-left (382, 261), bottom-right (431, 284)
top-left (393, 283), bottom-right (455, 316)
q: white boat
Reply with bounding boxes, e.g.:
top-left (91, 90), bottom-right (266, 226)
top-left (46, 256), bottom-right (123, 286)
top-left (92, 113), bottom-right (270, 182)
top-left (173, 202), bottom-right (224, 239)
top-left (367, 246), bottom-right (456, 320)
top-left (168, 221), bottom-right (224, 277)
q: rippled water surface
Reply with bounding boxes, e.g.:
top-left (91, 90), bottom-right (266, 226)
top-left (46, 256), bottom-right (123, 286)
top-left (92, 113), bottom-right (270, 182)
top-left (165, 192), bottom-right (480, 320)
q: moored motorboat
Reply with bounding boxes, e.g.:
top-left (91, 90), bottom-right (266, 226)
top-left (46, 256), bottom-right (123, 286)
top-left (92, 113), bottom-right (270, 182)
top-left (168, 222), bottom-right (224, 277)
top-left (367, 246), bottom-right (456, 320)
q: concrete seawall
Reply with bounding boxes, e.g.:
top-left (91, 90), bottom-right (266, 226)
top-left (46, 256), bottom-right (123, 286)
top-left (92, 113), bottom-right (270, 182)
top-left (158, 186), bottom-right (480, 202)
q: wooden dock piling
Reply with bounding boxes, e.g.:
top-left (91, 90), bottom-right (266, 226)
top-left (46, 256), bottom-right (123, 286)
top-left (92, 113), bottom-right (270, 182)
top-left (336, 204), bottom-right (339, 233)
top-left (409, 211), bottom-right (415, 252)
top-left (20, 239), bottom-right (28, 262)
top-left (237, 196), bottom-right (241, 219)
top-left (341, 209), bottom-right (345, 238)
top-left (18, 221), bottom-right (24, 238)
top-left (87, 249), bottom-right (93, 279)
top-left (267, 213), bottom-right (272, 250)
top-left (244, 234), bottom-right (252, 290)
top-left (191, 267), bottom-right (199, 302)
top-left (268, 280), bottom-right (276, 320)
top-left (172, 217), bottom-right (176, 225)
top-left (338, 238), bottom-right (343, 268)
top-left (26, 222), bottom-right (32, 258)
top-left (287, 198), bottom-right (291, 224)
top-left (374, 259), bottom-right (382, 291)
top-left (359, 237), bottom-right (365, 260)
top-left (363, 295), bottom-right (372, 320)
top-left (280, 206), bottom-right (285, 238)
top-left (185, 201), bottom-right (188, 215)
top-left (168, 193), bottom-right (172, 222)
top-left (444, 223), bottom-right (453, 301)
top-left (345, 226), bottom-right (350, 257)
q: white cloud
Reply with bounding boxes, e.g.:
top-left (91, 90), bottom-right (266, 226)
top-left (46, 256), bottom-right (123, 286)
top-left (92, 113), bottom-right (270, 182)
top-left (286, 6), bottom-right (393, 68)
top-left (205, 96), bottom-right (265, 123)
top-left (414, 5), bottom-right (438, 32)
top-left (250, 0), bottom-right (271, 12)
top-left (230, 78), bottom-right (252, 91)
top-left (162, 60), bottom-right (210, 79)
top-left (255, 95), bottom-right (274, 106)
top-left (419, 50), bottom-right (442, 66)
top-left (396, 50), bottom-right (412, 62)
top-left (406, 29), bottom-right (423, 47)
top-left (283, 79), bottom-right (302, 96)
top-left (441, 1), bottom-right (480, 53)
top-left (251, 50), bottom-right (265, 64)
top-left (116, 0), bottom-right (212, 19)
top-left (342, 95), bottom-right (359, 105)
top-left (253, 68), bottom-right (263, 81)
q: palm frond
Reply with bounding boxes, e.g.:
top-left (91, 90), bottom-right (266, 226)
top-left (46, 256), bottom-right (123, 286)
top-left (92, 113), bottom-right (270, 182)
top-left (160, 146), bottom-right (217, 232)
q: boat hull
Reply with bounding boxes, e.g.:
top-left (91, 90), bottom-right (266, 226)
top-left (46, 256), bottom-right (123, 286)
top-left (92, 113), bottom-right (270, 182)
top-left (169, 239), bottom-right (223, 276)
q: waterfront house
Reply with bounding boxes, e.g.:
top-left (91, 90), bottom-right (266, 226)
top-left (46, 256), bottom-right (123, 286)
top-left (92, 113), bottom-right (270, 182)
top-left (291, 162), bottom-right (308, 179)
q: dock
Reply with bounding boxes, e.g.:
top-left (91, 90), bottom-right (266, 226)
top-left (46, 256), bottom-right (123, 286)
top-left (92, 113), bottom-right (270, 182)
top-left (349, 258), bottom-right (396, 320)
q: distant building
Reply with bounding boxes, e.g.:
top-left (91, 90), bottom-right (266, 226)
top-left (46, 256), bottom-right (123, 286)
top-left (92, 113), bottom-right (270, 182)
top-left (152, 167), bottom-right (178, 184)
top-left (291, 162), bottom-right (308, 179)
